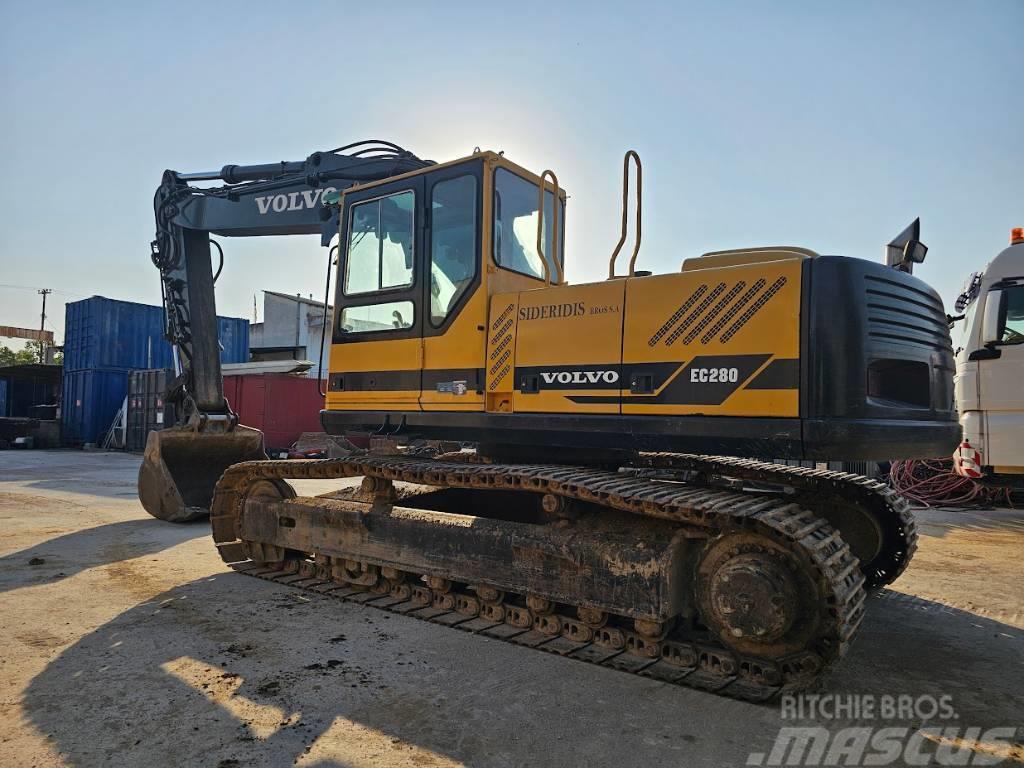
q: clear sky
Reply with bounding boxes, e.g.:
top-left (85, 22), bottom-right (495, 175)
top-left (1, 0), bottom-right (1020, 344)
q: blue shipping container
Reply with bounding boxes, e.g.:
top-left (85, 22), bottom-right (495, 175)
top-left (0, 379), bottom-right (6, 417)
top-left (61, 368), bottom-right (129, 444)
top-left (63, 296), bottom-right (249, 371)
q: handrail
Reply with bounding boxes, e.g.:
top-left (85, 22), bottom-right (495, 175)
top-left (608, 150), bottom-right (642, 279)
top-left (536, 169), bottom-right (564, 285)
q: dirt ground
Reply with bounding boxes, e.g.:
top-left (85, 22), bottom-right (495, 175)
top-left (0, 450), bottom-right (1021, 768)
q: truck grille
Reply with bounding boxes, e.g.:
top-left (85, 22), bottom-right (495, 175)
top-left (864, 274), bottom-right (951, 351)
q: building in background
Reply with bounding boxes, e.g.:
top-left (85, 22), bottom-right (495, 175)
top-left (0, 363), bottom-right (61, 418)
top-left (0, 362), bottom-right (62, 448)
top-left (249, 291), bottom-right (332, 379)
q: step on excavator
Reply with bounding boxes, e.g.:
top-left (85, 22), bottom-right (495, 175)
top-left (139, 140), bottom-right (958, 700)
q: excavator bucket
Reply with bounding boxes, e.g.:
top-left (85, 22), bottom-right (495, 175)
top-left (138, 425), bottom-right (266, 522)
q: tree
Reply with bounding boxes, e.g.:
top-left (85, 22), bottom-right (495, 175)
top-left (0, 342), bottom-right (43, 366)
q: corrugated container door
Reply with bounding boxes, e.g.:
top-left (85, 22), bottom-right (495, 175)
top-left (220, 374), bottom-right (324, 452)
top-left (127, 368), bottom-right (175, 451)
top-left (294, 377), bottom-right (326, 435)
top-left (127, 372), bottom-right (144, 451)
top-left (61, 369), bottom-right (128, 444)
top-left (223, 375), bottom-right (239, 418)
top-left (263, 376), bottom-right (288, 448)
top-left (225, 374), bottom-right (267, 437)
top-left (217, 317), bottom-right (251, 364)
top-left (260, 375), bottom-right (325, 450)
top-left (246, 376), bottom-right (267, 430)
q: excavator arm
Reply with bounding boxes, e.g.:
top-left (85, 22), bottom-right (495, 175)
top-left (140, 140), bottom-right (431, 521)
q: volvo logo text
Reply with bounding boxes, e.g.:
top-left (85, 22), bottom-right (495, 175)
top-left (540, 370), bottom-right (619, 385)
top-left (254, 187), bottom-right (338, 215)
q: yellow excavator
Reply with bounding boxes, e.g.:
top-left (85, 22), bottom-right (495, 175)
top-left (139, 140), bottom-right (957, 700)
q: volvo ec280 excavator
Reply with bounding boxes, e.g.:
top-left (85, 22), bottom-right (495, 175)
top-left (139, 140), bottom-right (958, 700)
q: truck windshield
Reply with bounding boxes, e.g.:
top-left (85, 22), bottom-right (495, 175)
top-left (493, 168), bottom-right (564, 280)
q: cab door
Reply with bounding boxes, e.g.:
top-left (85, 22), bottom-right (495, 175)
top-left (328, 176), bottom-right (425, 412)
top-left (419, 159), bottom-right (487, 411)
top-left (978, 282), bottom-right (1024, 468)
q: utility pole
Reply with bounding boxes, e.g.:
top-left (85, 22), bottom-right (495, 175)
top-left (38, 288), bottom-right (51, 363)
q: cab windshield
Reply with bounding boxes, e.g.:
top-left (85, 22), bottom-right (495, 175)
top-left (493, 168), bottom-right (564, 280)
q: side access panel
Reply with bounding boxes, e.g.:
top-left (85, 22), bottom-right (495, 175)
top-left (511, 281), bottom-right (626, 414)
top-left (325, 337), bottom-right (422, 412)
top-left (485, 293), bottom-right (519, 412)
top-left (621, 257), bottom-right (803, 417)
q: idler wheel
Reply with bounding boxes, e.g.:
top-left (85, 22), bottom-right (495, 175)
top-left (697, 532), bottom-right (819, 657)
top-left (707, 555), bottom-right (798, 641)
top-left (240, 478), bottom-right (296, 564)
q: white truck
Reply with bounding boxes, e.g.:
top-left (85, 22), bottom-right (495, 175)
top-left (952, 228), bottom-right (1024, 481)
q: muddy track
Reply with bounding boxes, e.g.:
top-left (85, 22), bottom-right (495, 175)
top-left (635, 453), bottom-right (917, 588)
top-left (210, 455), bottom-right (867, 702)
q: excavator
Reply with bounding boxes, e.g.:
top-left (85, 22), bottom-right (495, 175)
top-left (139, 140), bottom-right (958, 700)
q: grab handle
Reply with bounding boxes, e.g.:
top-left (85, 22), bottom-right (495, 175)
top-left (608, 150), bottom-right (642, 279)
top-left (536, 169), bottom-right (564, 285)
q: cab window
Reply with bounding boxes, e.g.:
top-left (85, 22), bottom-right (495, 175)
top-left (493, 168), bottom-right (563, 280)
top-left (340, 301), bottom-right (414, 334)
top-left (344, 190), bottom-right (415, 295)
top-left (429, 175), bottom-right (477, 325)
top-left (1001, 285), bottom-right (1024, 344)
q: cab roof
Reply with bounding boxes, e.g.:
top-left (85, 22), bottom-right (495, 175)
top-left (344, 150), bottom-right (567, 200)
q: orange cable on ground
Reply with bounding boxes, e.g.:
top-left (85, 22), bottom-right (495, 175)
top-left (888, 459), bottom-right (1016, 508)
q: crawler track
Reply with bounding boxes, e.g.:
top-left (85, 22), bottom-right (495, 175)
top-left (636, 453), bottom-right (917, 588)
top-left (210, 455), bottom-right (868, 702)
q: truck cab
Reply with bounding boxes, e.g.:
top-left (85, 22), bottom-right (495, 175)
top-left (952, 228), bottom-right (1024, 478)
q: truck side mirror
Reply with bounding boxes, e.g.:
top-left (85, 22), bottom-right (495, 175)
top-left (903, 239), bottom-right (928, 264)
top-left (981, 289), bottom-right (1005, 345)
top-left (886, 218), bottom-right (926, 273)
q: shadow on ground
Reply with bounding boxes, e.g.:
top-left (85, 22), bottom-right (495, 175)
top-left (0, 518), bottom-right (207, 594)
top-left (913, 506), bottom-right (1024, 538)
top-left (22, 573), bottom-right (1024, 768)
top-left (22, 478), bottom-right (141, 500)
top-left (0, 449), bottom-right (142, 500)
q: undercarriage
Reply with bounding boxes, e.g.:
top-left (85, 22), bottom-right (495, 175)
top-left (209, 452), bottom-right (914, 701)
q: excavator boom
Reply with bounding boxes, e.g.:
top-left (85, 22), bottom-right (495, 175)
top-left (139, 141), bottom-right (432, 520)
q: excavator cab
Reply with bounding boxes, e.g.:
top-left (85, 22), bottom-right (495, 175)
top-left (325, 152), bottom-right (566, 419)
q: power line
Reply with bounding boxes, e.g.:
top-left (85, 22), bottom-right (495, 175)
top-left (0, 283), bottom-right (84, 298)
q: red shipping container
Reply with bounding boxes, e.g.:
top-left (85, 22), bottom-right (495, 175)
top-left (223, 374), bottom-right (325, 450)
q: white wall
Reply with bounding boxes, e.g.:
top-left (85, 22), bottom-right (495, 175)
top-left (251, 293), bottom-right (332, 379)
